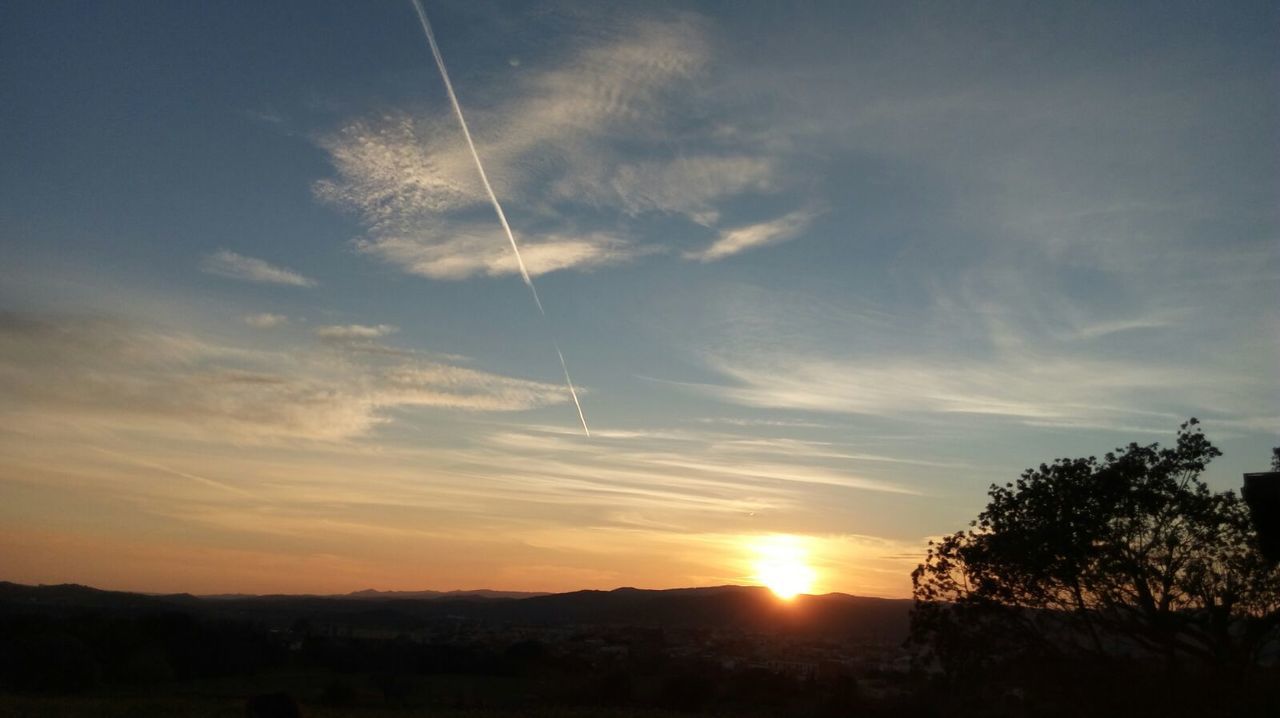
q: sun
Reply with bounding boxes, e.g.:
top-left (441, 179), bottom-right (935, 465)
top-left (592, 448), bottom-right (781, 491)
top-left (750, 535), bottom-right (817, 600)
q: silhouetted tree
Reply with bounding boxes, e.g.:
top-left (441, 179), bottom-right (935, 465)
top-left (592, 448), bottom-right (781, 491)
top-left (912, 420), bottom-right (1280, 675)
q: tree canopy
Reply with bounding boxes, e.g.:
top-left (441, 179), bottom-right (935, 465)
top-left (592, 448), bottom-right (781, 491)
top-left (911, 420), bottom-right (1280, 674)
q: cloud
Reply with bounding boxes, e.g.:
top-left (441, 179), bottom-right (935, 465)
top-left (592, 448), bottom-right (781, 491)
top-left (477, 423), bottom-right (922, 510)
top-left (686, 209), bottom-right (816, 262)
top-left (379, 364), bottom-right (572, 412)
top-left (312, 115), bottom-right (480, 222)
top-left (641, 456), bottom-right (919, 495)
top-left (354, 225), bottom-right (642, 280)
top-left (704, 355), bottom-right (1138, 419)
top-left (693, 417), bottom-right (836, 429)
top-left (553, 155), bottom-right (778, 225)
top-left (200, 250), bottom-right (316, 287)
top-left (1066, 315), bottom-right (1179, 341)
top-left (314, 324), bottom-right (398, 340)
top-left (0, 312), bottom-right (568, 442)
top-left (243, 313), bottom-right (288, 328)
top-left (687, 334), bottom-right (1272, 435)
top-left (312, 13), bottom-right (799, 279)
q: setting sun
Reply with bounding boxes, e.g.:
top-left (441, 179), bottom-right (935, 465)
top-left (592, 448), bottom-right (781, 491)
top-left (751, 535), bottom-right (817, 600)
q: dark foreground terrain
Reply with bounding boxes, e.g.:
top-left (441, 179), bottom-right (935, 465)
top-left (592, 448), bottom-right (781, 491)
top-left (0, 582), bottom-right (915, 717)
top-left (1, 581), bottom-right (1275, 717)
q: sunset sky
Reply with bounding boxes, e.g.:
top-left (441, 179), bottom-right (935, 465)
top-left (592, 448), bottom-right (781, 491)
top-left (1, 1), bottom-right (1276, 598)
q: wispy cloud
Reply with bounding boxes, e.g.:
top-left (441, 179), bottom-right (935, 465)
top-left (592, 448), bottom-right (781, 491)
top-left (0, 312), bottom-right (567, 442)
top-left (378, 364), bottom-right (573, 413)
top-left (314, 324), bottom-right (398, 340)
top-left (693, 417), bottom-right (837, 429)
top-left (1065, 315), bottom-right (1180, 341)
top-left (312, 115), bottom-right (480, 221)
top-left (688, 333), bottom-right (1269, 434)
top-left (313, 14), bottom-right (803, 279)
top-left (201, 250), bottom-right (316, 287)
top-left (478, 423), bottom-right (922, 501)
top-left (686, 209), bottom-right (817, 262)
top-left (243, 313), bottom-right (288, 328)
top-left (554, 155), bottom-right (778, 225)
top-left (354, 225), bottom-right (641, 280)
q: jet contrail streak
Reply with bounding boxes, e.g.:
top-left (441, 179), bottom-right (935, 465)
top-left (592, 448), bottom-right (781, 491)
top-left (409, 0), bottom-right (589, 437)
top-left (553, 341), bottom-right (590, 439)
top-left (87, 446), bottom-right (254, 497)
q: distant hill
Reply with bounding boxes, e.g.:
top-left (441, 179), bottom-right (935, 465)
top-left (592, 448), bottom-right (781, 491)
top-left (0, 581), bottom-right (912, 642)
top-left (192, 588), bottom-right (548, 601)
top-left (0, 581), bottom-right (203, 611)
top-left (343, 588), bottom-right (549, 600)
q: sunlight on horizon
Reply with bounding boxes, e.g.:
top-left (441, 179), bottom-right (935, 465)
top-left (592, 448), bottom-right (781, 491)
top-left (750, 535), bottom-right (817, 600)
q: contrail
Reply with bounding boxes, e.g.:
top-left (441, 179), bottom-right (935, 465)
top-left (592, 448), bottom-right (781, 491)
top-left (552, 341), bottom-right (590, 439)
top-left (87, 446), bottom-right (254, 497)
top-left (409, 0), bottom-right (590, 437)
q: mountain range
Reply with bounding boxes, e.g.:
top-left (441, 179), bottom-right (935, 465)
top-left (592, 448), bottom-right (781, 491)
top-left (0, 581), bottom-right (912, 642)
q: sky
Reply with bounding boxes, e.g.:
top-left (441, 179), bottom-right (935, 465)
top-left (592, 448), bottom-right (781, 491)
top-left (1, 1), bottom-right (1276, 598)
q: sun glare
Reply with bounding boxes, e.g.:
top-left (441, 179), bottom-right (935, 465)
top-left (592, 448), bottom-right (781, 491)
top-left (751, 535), bottom-right (817, 600)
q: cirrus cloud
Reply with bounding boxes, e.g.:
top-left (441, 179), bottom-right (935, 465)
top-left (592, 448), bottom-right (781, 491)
top-left (354, 225), bottom-right (642, 280)
top-left (314, 324), bottom-right (398, 340)
top-left (0, 312), bottom-right (569, 442)
top-left (243, 313), bottom-right (288, 328)
top-left (686, 208), bottom-right (818, 262)
top-left (312, 13), bottom-right (806, 281)
top-left (201, 250), bottom-right (317, 287)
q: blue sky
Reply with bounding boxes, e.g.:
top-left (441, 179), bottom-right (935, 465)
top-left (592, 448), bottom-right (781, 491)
top-left (1, 1), bottom-right (1276, 596)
